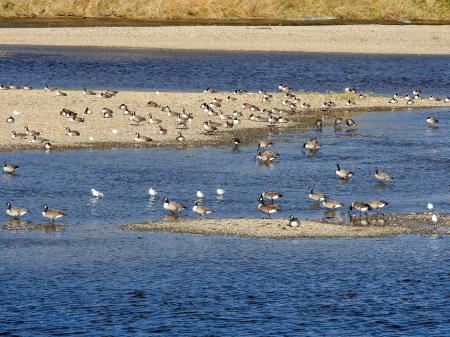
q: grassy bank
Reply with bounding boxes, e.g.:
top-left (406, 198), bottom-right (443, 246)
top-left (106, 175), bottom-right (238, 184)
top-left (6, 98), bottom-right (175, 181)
top-left (1, 0), bottom-right (450, 21)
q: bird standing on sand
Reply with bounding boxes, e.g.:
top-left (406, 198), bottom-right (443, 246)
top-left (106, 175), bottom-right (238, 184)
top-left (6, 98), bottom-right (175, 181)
top-left (192, 201), bottom-right (213, 217)
top-left (288, 215), bottom-right (300, 227)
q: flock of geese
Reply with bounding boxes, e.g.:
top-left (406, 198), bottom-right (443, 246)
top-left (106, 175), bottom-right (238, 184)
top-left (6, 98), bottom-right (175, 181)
top-left (2, 84), bottom-right (444, 227)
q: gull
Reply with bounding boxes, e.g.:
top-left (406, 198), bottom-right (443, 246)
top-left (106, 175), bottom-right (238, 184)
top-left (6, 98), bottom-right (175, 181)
top-left (216, 188), bottom-right (225, 197)
top-left (432, 214), bottom-right (438, 228)
top-left (91, 188), bottom-right (104, 198)
top-left (427, 203), bottom-right (434, 211)
top-left (112, 129), bottom-right (119, 134)
top-left (196, 191), bottom-right (205, 199)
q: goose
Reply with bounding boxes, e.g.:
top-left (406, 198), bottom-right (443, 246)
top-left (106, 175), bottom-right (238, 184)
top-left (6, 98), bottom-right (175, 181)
top-left (261, 191), bottom-right (283, 203)
top-left (158, 126), bottom-right (167, 135)
top-left (232, 137), bottom-right (241, 147)
top-left (426, 116), bottom-right (438, 126)
top-left (374, 168), bottom-right (393, 181)
top-left (406, 99), bottom-right (414, 105)
top-left (203, 121), bottom-right (218, 133)
top-left (359, 93), bottom-right (366, 100)
top-left (44, 84), bottom-right (56, 92)
top-left (226, 95), bottom-right (237, 101)
top-left (322, 198), bottom-right (343, 209)
top-left (196, 191), bottom-right (204, 199)
top-left (24, 126), bottom-right (40, 136)
top-left (345, 119), bottom-right (356, 127)
top-left (336, 163), bottom-right (353, 179)
top-left (9, 83), bottom-right (19, 89)
top-left (444, 97), bottom-right (450, 103)
top-left (413, 89), bottom-right (422, 96)
top-left (389, 97), bottom-right (398, 104)
top-left (4, 161), bottom-right (19, 173)
top-left (345, 99), bottom-right (356, 106)
top-left (258, 140), bottom-right (273, 149)
top-left (349, 201), bottom-right (371, 215)
top-left (65, 128), bottom-right (80, 136)
top-left (258, 195), bottom-right (279, 218)
top-left (6, 116), bottom-right (14, 123)
top-left (288, 215), bottom-right (300, 227)
top-left (345, 87), bottom-right (356, 93)
top-left (147, 101), bottom-right (160, 108)
top-left (103, 111), bottom-right (113, 118)
top-left (176, 132), bottom-right (185, 143)
top-left (31, 134), bottom-right (49, 144)
top-left (130, 112), bottom-right (146, 125)
top-left (91, 188), bottom-right (104, 198)
top-left (56, 90), bottom-right (67, 96)
top-left (84, 107), bottom-right (93, 115)
top-left (42, 204), bottom-right (65, 223)
top-left (204, 88), bottom-right (217, 94)
top-left (148, 113), bottom-right (162, 124)
top-left (302, 138), bottom-right (320, 151)
top-left (6, 202), bottom-right (29, 218)
top-left (315, 119), bottom-right (323, 132)
top-left (192, 201), bottom-right (213, 217)
top-left (256, 150), bottom-right (279, 163)
top-left (43, 141), bottom-right (52, 150)
top-left (368, 200), bottom-right (389, 213)
top-left (300, 102), bottom-right (311, 109)
top-left (11, 131), bottom-right (27, 140)
top-left (119, 104), bottom-right (128, 110)
top-left (309, 187), bottom-right (326, 202)
top-left (334, 117), bottom-right (344, 130)
top-left (83, 87), bottom-right (96, 95)
top-left (134, 133), bottom-right (152, 142)
top-left (148, 188), bottom-right (158, 198)
top-left (102, 107), bottom-right (113, 114)
top-left (69, 115), bottom-right (85, 123)
top-left (163, 197), bottom-right (186, 213)
top-left (0, 84), bottom-right (9, 90)
top-left (216, 188), bottom-right (225, 197)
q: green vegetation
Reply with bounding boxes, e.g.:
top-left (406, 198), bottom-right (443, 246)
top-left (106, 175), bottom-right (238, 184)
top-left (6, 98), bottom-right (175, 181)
top-left (0, 0), bottom-right (449, 21)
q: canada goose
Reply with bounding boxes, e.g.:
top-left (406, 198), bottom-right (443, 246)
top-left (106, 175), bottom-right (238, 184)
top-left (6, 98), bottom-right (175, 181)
top-left (216, 188), bottom-right (225, 197)
top-left (4, 161), bottom-right (19, 173)
top-left (103, 111), bottom-right (113, 118)
top-left (65, 127), bottom-right (80, 136)
top-left (413, 89), bottom-right (421, 96)
top-left (176, 132), bottom-right (185, 143)
top-left (349, 201), bottom-right (371, 215)
top-left (203, 121), bottom-right (218, 133)
top-left (204, 88), bottom-right (217, 94)
top-left (130, 112), bottom-right (146, 125)
top-left (374, 168), bottom-right (393, 181)
top-left (308, 187), bottom-right (326, 202)
top-left (344, 87), bottom-right (356, 93)
top-left (345, 119), bottom-right (356, 127)
top-left (147, 101), bottom-right (160, 108)
top-left (336, 163), bottom-right (353, 179)
top-left (134, 133), bottom-right (152, 142)
top-left (163, 197), bottom-right (186, 213)
top-left (45, 84), bottom-right (56, 92)
top-left (69, 115), bottom-right (85, 123)
top-left (359, 93), bottom-right (366, 99)
top-left (91, 188), bottom-right (104, 198)
top-left (258, 140), bottom-right (273, 149)
top-left (9, 83), bottom-right (19, 89)
top-left (42, 204), bottom-right (65, 223)
top-left (11, 131), bottom-right (27, 140)
top-left (226, 95), bottom-right (236, 101)
top-left (322, 199), bottom-right (343, 210)
top-left (444, 97), bottom-right (450, 102)
top-left (345, 99), bottom-right (356, 106)
top-left (232, 137), bottom-right (241, 147)
top-left (288, 215), bottom-right (300, 227)
top-left (56, 90), bottom-right (67, 96)
top-left (315, 119), bottom-right (323, 132)
top-left (31, 134), bottom-right (49, 144)
top-left (302, 138), bottom-right (320, 151)
top-left (83, 87), bottom-right (96, 95)
top-left (426, 116), bottom-right (438, 126)
top-left (119, 104), bottom-right (128, 110)
top-left (256, 150), bottom-right (279, 163)
top-left (24, 126), bottom-right (40, 136)
top-left (258, 195), bottom-right (279, 218)
top-left (300, 102), bottom-right (311, 109)
top-left (158, 126), bottom-right (167, 135)
top-left (406, 99), bottom-right (414, 105)
top-left (148, 113), bottom-right (162, 124)
top-left (368, 200), bottom-right (389, 213)
top-left (192, 201), bottom-right (213, 217)
top-left (149, 188), bottom-right (158, 198)
top-left (43, 141), bottom-right (52, 150)
top-left (389, 97), bottom-right (398, 104)
top-left (6, 116), bottom-right (14, 123)
top-left (262, 191), bottom-right (283, 203)
top-left (334, 117), bottom-right (344, 130)
top-left (6, 202), bottom-right (29, 218)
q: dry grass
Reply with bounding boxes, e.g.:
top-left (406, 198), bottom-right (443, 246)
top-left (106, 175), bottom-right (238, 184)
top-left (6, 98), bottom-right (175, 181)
top-left (0, 0), bottom-right (450, 20)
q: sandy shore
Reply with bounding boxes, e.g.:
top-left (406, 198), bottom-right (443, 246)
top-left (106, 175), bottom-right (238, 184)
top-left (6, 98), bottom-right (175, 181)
top-left (1, 25), bottom-right (450, 54)
top-left (121, 213), bottom-right (450, 238)
top-left (1, 88), bottom-right (448, 151)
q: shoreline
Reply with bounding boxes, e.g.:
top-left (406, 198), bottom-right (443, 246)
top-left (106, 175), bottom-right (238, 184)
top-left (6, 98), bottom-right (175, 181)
top-left (1, 25), bottom-right (450, 54)
top-left (121, 213), bottom-right (450, 239)
top-left (1, 89), bottom-right (449, 152)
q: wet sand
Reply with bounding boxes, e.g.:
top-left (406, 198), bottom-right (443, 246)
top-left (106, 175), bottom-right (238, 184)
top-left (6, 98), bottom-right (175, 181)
top-left (1, 25), bottom-right (450, 54)
top-left (121, 213), bottom-right (450, 238)
top-left (1, 88), bottom-right (448, 151)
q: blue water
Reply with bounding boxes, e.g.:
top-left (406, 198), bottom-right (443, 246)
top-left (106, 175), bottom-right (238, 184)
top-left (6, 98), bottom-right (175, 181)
top-left (1, 48), bottom-right (450, 336)
top-left (1, 45), bottom-right (450, 95)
